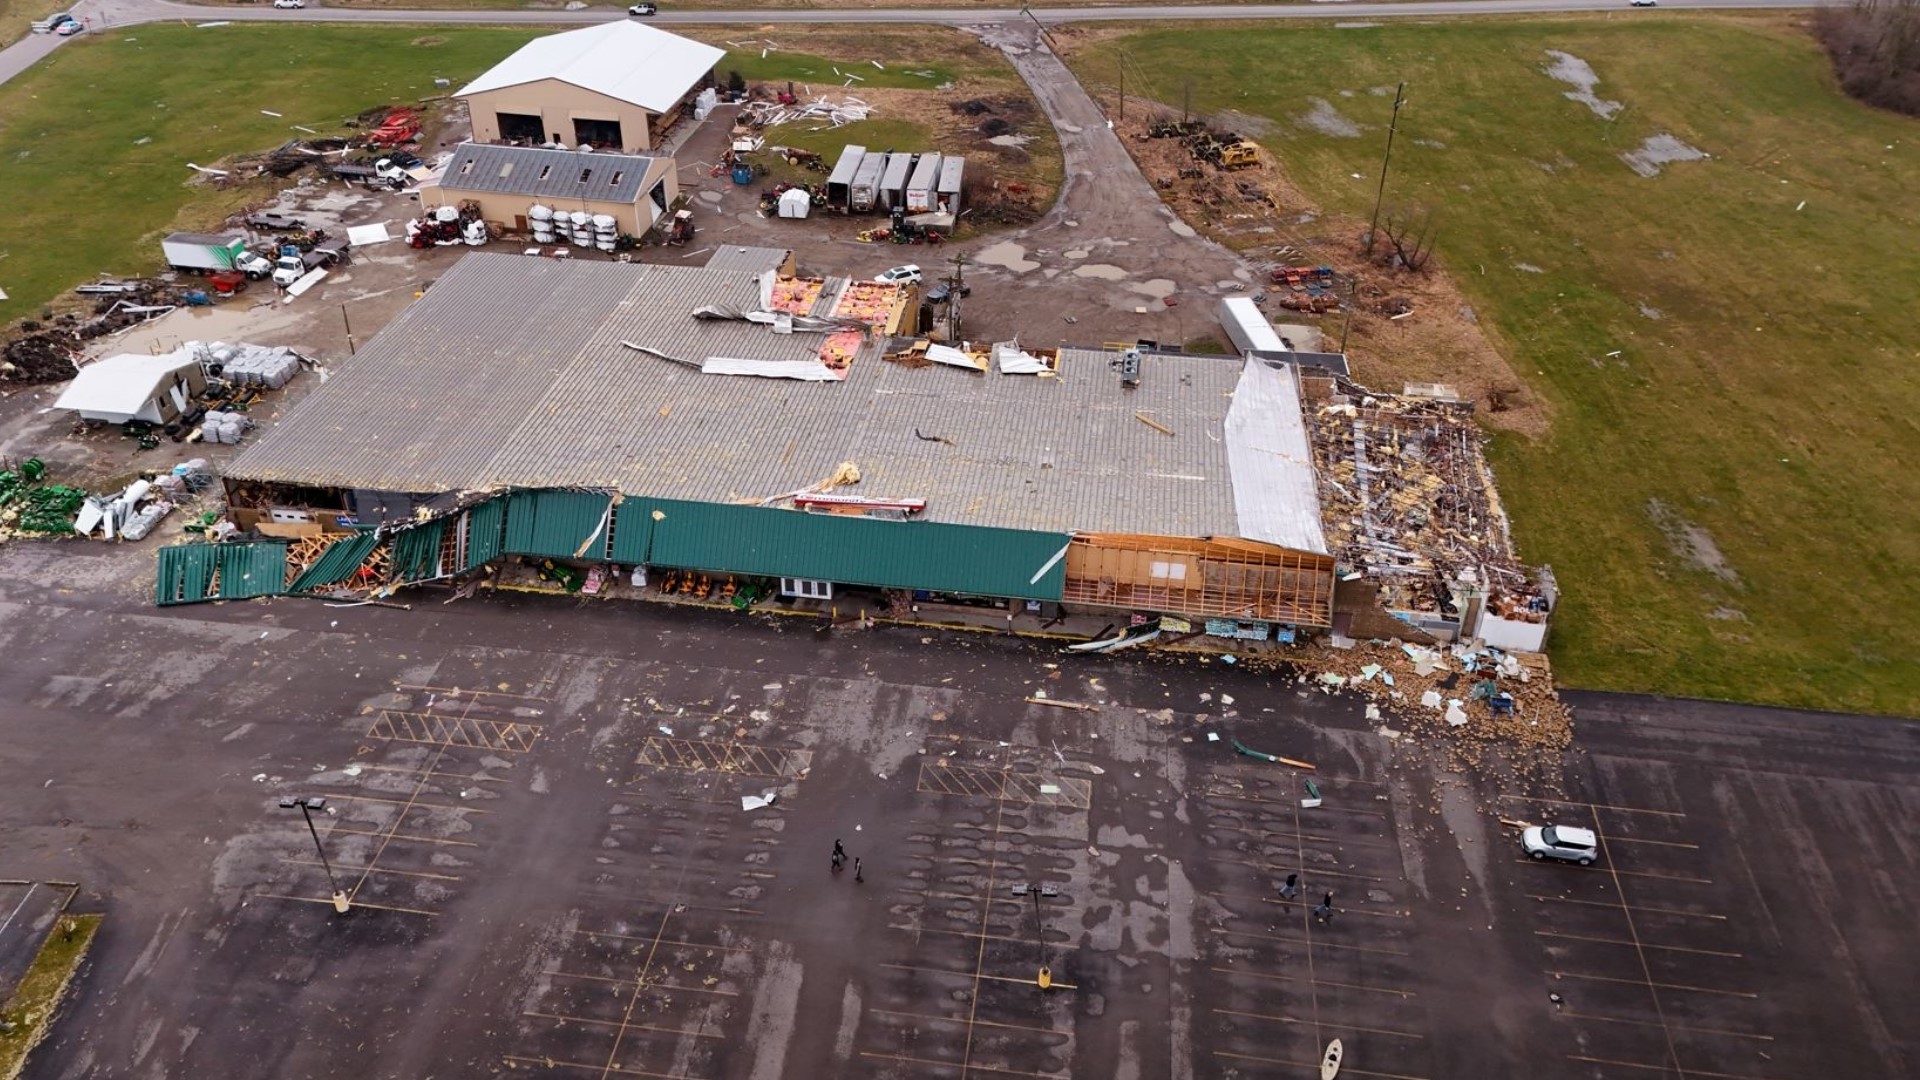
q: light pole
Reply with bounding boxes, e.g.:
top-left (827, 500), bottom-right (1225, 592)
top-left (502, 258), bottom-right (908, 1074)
top-left (1012, 882), bottom-right (1058, 989)
top-left (279, 796), bottom-right (350, 914)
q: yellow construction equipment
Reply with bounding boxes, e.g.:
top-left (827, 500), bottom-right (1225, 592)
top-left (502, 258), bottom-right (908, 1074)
top-left (1218, 139), bottom-right (1261, 170)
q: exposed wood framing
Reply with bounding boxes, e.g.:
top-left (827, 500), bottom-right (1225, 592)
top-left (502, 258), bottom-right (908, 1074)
top-left (1062, 533), bottom-right (1335, 627)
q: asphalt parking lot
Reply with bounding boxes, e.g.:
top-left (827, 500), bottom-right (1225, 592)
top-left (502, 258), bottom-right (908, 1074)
top-left (0, 543), bottom-right (1914, 1079)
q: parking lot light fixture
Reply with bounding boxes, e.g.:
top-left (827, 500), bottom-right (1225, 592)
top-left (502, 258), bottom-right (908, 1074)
top-left (278, 795), bottom-right (350, 913)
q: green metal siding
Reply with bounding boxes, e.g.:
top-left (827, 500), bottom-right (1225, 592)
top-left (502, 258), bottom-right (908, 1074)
top-left (156, 544), bottom-right (219, 605)
top-left (608, 499), bottom-right (653, 565)
top-left (217, 542), bottom-right (288, 599)
top-left (503, 490), bottom-right (616, 561)
top-left (639, 500), bottom-right (1069, 600)
top-left (390, 520), bottom-right (445, 583)
top-left (157, 542), bottom-right (288, 604)
top-left (289, 532), bottom-right (381, 593)
top-left (464, 499), bottom-right (505, 570)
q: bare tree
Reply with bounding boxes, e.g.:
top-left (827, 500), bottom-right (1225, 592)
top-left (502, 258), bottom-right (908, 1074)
top-left (1815, 0), bottom-right (1920, 115)
top-left (1379, 205), bottom-right (1440, 272)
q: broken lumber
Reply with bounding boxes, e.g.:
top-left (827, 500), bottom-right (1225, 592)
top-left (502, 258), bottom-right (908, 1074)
top-left (1025, 696), bottom-right (1098, 712)
top-left (1134, 412), bottom-right (1175, 436)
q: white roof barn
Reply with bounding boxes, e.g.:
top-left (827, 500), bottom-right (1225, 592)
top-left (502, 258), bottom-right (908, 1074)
top-left (457, 22), bottom-right (726, 114)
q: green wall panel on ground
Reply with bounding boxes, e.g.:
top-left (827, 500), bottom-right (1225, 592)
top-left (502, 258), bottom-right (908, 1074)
top-left (504, 490), bottom-right (617, 561)
top-left (157, 541), bottom-right (288, 604)
top-left (640, 500), bottom-right (1069, 601)
top-left (217, 542), bottom-right (288, 599)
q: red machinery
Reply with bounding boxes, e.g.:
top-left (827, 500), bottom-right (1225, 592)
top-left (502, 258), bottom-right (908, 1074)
top-left (365, 108), bottom-right (421, 148)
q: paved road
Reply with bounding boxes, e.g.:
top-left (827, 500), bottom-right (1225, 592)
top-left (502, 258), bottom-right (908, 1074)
top-left (3, 0), bottom-right (1831, 88)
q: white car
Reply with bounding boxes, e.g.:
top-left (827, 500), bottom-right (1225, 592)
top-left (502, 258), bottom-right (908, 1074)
top-left (55, 17), bottom-right (84, 34)
top-left (628, 3), bottom-right (658, 14)
top-left (273, 0), bottom-right (306, 8)
top-left (876, 264), bottom-right (922, 285)
top-left (1522, 824), bottom-right (1600, 866)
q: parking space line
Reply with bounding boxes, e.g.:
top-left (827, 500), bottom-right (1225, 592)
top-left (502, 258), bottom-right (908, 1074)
top-left (254, 892), bottom-right (439, 918)
top-left (1561, 1011), bottom-right (1774, 1042)
top-left (282, 858), bottom-right (461, 883)
top-left (1212, 1050), bottom-right (1429, 1080)
top-left (859, 1052), bottom-right (1063, 1078)
top-left (889, 923), bottom-right (1087, 951)
top-left (397, 683), bottom-right (550, 701)
top-left (1548, 970), bottom-right (1757, 998)
top-left (1206, 889), bottom-right (1411, 920)
top-left (1526, 894), bottom-right (1728, 921)
top-left (870, 1008), bottom-right (1062, 1037)
top-left (1203, 788), bottom-right (1387, 818)
top-left (577, 930), bottom-right (752, 953)
top-left (1208, 925), bottom-right (1412, 957)
top-left (1533, 930), bottom-right (1742, 958)
top-left (958, 793), bottom-right (1009, 1078)
top-left (1604, 835), bottom-right (1701, 850)
top-left (545, 968), bottom-right (741, 997)
top-left (1209, 966), bottom-right (1416, 999)
top-left (1502, 795), bottom-right (1686, 818)
top-left (501, 1054), bottom-right (706, 1079)
top-left (1586, 804), bottom-right (1686, 1076)
top-left (1511, 859), bottom-right (1710, 885)
top-left (1262, 863), bottom-right (1390, 884)
top-left (880, 962), bottom-right (1078, 990)
top-left (1204, 821), bottom-right (1398, 849)
top-left (1566, 1055), bottom-right (1784, 1080)
top-left (1213, 1007), bottom-right (1424, 1041)
top-left (321, 827), bottom-right (480, 848)
top-left (326, 792), bottom-right (491, 814)
top-left (522, 1011), bottom-right (724, 1039)
top-left (337, 762), bottom-right (511, 785)
top-left (369, 709), bottom-right (543, 753)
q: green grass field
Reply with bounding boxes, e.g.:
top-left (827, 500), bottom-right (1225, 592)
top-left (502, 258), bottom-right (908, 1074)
top-left (1070, 16), bottom-right (1920, 716)
top-left (0, 24), bottom-right (1034, 325)
top-left (0, 25), bottom-right (539, 324)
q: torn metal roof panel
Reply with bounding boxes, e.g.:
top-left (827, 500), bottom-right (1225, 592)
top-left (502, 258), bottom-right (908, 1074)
top-left (1225, 357), bottom-right (1329, 554)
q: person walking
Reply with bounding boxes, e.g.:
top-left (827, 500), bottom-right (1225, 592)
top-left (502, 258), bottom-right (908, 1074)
top-left (832, 839), bottom-right (846, 873)
top-left (1314, 891), bottom-right (1336, 924)
top-left (854, 857), bottom-right (864, 884)
top-left (1279, 873), bottom-right (1299, 901)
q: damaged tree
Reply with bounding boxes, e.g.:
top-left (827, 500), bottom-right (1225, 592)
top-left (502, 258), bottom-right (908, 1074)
top-left (1379, 205), bottom-right (1440, 272)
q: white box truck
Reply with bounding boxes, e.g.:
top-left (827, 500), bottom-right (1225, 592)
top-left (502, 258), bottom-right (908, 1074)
top-left (163, 232), bottom-right (271, 278)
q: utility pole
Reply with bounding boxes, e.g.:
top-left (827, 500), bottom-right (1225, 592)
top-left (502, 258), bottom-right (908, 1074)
top-left (1338, 280), bottom-right (1359, 354)
top-left (1182, 78), bottom-right (1192, 126)
top-left (1364, 82), bottom-right (1407, 257)
top-left (946, 252), bottom-right (968, 344)
top-left (1118, 58), bottom-right (1126, 121)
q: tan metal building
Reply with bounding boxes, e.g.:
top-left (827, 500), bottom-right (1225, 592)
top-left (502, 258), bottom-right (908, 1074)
top-left (455, 22), bottom-right (723, 153)
top-left (419, 143), bottom-right (678, 238)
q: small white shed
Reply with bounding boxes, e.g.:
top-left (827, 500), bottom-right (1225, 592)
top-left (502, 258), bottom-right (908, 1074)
top-left (53, 353), bottom-right (207, 424)
top-left (777, 187), bottom-right (812, 219)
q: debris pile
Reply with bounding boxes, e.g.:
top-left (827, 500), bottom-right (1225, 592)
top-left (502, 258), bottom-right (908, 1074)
top-left (740, 95), bottom-right (872, 129)
top-left (1308, 376), bottom-right (1552, 630)
top-left (1256, 637), bottom-right (1573, 783)
top-left (1, 332), bottom-right (83, 383)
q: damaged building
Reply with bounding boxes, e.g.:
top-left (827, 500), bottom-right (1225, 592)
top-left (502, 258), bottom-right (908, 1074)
top-left (1301, 373), bottom-right (1556, 651)
top-left (194, 253), bottom-right (1337, 639)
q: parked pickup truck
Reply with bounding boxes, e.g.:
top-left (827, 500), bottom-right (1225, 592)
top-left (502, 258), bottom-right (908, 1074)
top-left (330, 161), bottom-right (407, 191)
top-left (30, 12), bottom-right (75, 33)
top-left (270, 243), bottom-right (350, 288)
top-left (162, 232), bottom-right (273, 279)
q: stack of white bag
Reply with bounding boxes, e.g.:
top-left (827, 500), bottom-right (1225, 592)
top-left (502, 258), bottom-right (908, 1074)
top-left (200, 410), bottom-right (252, 445)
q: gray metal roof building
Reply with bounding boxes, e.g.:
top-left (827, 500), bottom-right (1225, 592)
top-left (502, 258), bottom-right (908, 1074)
top-left (230, 253), bottom-right (1325, 548)
top-left (437, 143), bottom-right (662, 203)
